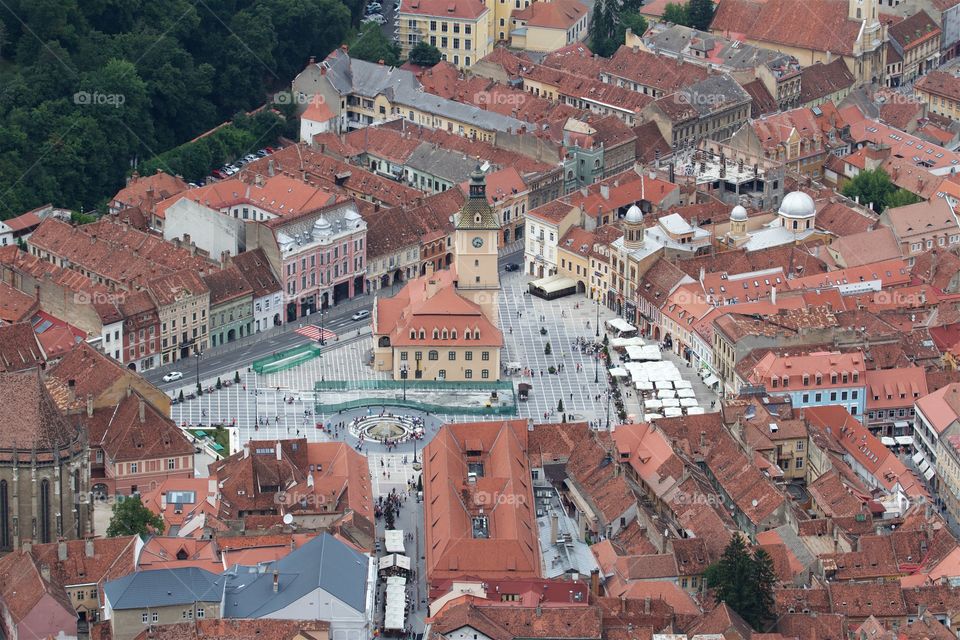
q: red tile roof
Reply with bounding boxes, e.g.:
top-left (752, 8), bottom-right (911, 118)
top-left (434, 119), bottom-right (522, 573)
top-left (400, 0), bottom-right (488, 19)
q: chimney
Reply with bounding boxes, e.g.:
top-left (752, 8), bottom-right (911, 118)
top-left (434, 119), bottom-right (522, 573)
top-left (243, 443), bottom-right (250, 459)
top-left (291, 537), bottom-right (297, 551)
top-left (85, 538), bottom-right (95, 558)
top-left (67, 379), bottom-right (76, 405)
top-left (138, 397), bottom-right (145, 424)
top-left (276, 442), bottom-right (282, 461)
top-left (771, 286), bottom-right (777, 306)
top-left (161, 492), bottom-right (167, 510)
top-left (590, 569), bottom-right (600, 596)
top-left (40, 564), bottom-right (50, 582)
top-left (273, 569), bottom-right (280, 593)
top-left (699, 431), bottom-right (706, 448)
top-left (619, 595), bottom-right (627, 615)
top-left (58, 541), bottom-right (68, 562)
top-left (268, 159), bottom-right (275, 177)
top-left (600, 184), bottom-right (610, 200)
top-left (34, 284), bottom-right (40, 302)
top-left (550, 513), bottom-right (559, 545)
top-left (644, 596), bottom-right (651, 614)
top-left (86, 394), bottom-right (94, 418)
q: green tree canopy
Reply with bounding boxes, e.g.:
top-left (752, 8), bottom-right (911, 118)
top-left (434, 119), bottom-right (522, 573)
top-left (687, 0), bottom-right (715, 30)
top-left (409, 41), bottom-right (442, 67)
top-left (840, 167), bottom-right (919, 213)
top-left (350, 23), bottom-right (401, 67)
top-left (106, 495), bottom-right (165, 538)
top-left (704, 536), bottom-right (778, 630)
top-left (662, 2), bottom-right (691, 26)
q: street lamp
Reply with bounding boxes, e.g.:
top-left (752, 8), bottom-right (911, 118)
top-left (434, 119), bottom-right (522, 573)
top-left (194, 350), bottom-right (202, 392)
top-left (595, 294), bottom-right (600, 338)
top-left (400, 365), bottom-right (408, 402)
top-left (594, 347), bottom-right (599, 384)
top-left (605, 386), bottom-right (612, 431)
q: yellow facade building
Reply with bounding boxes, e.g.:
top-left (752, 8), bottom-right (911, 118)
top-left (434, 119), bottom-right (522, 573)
top-left (398, 0), bottom-right (492, 69)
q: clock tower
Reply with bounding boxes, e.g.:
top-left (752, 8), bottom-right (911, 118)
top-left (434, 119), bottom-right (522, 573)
top-left (454, 166), bottom-right (501, 327)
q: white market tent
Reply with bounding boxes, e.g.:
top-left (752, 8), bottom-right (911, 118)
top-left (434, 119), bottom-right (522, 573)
top-left (895, 435), bottom-right (914, 446)
top-left (635, 381), bottom-right (654, 391)
top-left (686, 407), bottom-right (706, 415)
top-left (676, 388), bottom-right (696, 398)
top-left (609, 367), bottom-right (630, 378)
top-left (644, 413), bottom-right (664, 421)
top-left (654, 380), bottom-right (674, 390)
top-left (384, 576), bottom-right (407, 630)
top-left (664, 407), bottom-right (683, 417)
top-left (657, 389), bottom-right (677, 400)
top-left (881, 437), bottom-right (896, 446)
top-left (378, 554), bottom-right (412, 571)
top-left (611, 337), bottom-right (645, 349)
top-left (661, 398), bottom-right (681, 408)
top-left (679, 398), bottom-right (699, 408)
top-left (645, 399), bottom-right (663, 410)
top-left (606, 318), bottom-right (637, 334)
top-left (674, 379), bottom-right (693, 389)
top-left (384, 530), bottom-right (405, 554)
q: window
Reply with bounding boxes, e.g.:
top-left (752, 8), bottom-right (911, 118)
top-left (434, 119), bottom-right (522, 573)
top-left (795, 458), bottom-right (804, 468)
top-left (400, 351), bottom-right (408, 361)
top-left (465, 351), bottom-right (473, 361)
top-left (152, 612), bottom-right (159, 623)
top-left (197, 608), bottom-right (205, 619)
top-left (168, 458), bottom-right (176, 470)
top-left (482, 369), bottom-right (489, 379)
top-left (448, 351), bottom-right (456, 360)
top-left (142, 613), bottom-right (149, 624)
top-left (465, 24), bottom-right (471, 34)
top-left (796, 441), bottom-right (804, 451)
top-left (130, 462), bottom-right (138, 473)
top-left (428, 350), bottom-right (438, 360)
top-left (465, 369), bottom-right (473, 379)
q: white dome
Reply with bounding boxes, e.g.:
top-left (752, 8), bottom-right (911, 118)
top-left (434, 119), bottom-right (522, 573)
top-left (778, 191), bottom-right (816, 219)
top-left (731, 205), bottom-right (747, 222)
top-left (625, 205), bottom-right (643, 223)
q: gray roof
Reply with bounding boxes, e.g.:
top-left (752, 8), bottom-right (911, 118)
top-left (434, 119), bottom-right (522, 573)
top-left (682, 74), bottom-right (752, 117)
top-left (320, 49), bottom-right (532, 134)
top-left (406, 143), bottom-right (482, 182)
top-left (104, 568), bottom-right (224, 610)
top-left (223, 533), bottom-right (369, 618)
top-left (644, 24), bottom-right (799, 73)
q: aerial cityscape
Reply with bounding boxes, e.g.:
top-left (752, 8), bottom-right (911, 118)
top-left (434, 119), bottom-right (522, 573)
top-left (5, 0), bottom-right (960, 639)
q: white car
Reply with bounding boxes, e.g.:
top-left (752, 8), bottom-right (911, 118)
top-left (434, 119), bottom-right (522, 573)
top-left (162, 371), bottom-right (184, 382)
top-left (352, 309), bottom-right (371, 321)
top-left (363, 14), bottom-right (387, 24)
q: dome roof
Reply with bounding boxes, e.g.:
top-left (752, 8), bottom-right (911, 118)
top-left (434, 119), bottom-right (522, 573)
top-left (625, 205), bottom-right (643, 223)
top-left (313, 217), bottom-right (332, 234)
top-left (778, 191), bottom-right (816, 219)
top-left (730, 205), bottom-right (747, 222)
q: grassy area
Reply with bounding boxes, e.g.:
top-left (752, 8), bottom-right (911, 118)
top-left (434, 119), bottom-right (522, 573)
top-left (188, 427), bottom-right (230, 455)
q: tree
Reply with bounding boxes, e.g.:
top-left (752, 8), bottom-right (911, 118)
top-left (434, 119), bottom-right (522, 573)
top-left (751, 548), bottom-right (778, 626)
top-left (416, 474), bottom-right (423, 492)
top-left (350, 24), bottom-right (401, 67)
top-left (409, 41), bottom-right (441, 67)
top-left (687, 0), bottom-right (715, 30)
top-left (557, 398), bottom-right (565, 413)
top-left (704, 536), bottom-right (777, 630)
top-left (886, 188), bottom-right (922, 209)
top-left (662, 2), bottom-right (690, 25)
top-left (197, 382), bottom-right (203, 396)
top-left (544, 341), bottom-right (552, 355)
top-left (621, 12), bottom-right (649, 40)
top-left (106, 495), bottom-right (165, 538)
top-left (384, 502), bottom-right (396, 530)
top-left (840, 167), bottom-right (914, 213)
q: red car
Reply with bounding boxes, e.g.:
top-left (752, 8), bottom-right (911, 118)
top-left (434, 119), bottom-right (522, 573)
top-left (211, 169), bottom-right (226, 180)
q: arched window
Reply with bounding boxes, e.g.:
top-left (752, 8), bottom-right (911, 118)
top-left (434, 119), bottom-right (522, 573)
top-left (442, 329), bottom-right (448, 339)
top-left (464, 329), bottom-right (472, 340)
top-left (410, 330), bottom-right (417, 339)
top-left (419, 329), bottom-right (425, 339)
top-left (40, 479), bottom-right (51, 544)
top-left (432, 329), bottom-right (439, 339)
top-left (0, 480), bottom-right (9, 550)
top-left (451, 330), bottom-right (457, 340)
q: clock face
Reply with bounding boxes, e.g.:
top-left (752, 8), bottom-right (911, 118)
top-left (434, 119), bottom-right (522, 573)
top-left (472, 236), bottom-right (484, 248)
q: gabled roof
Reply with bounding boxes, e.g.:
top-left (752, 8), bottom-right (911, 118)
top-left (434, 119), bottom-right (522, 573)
top-left (0, 549), bottom-right (76, 626)
top-left (0, 370), bottom-right (79, 451)
top-left (222, 533), bottom-right (369, 617)
top-left (104, 567), bottom-right (224, 609)
top-left (0, 322), bottom-right (45, 373)
top-left (87, 390), bottom-right (194, 462)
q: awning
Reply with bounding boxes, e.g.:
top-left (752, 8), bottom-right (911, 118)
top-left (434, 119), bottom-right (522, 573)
top-left (912, 451), bottom-right (926, 466)
top-left (703, 374), bottom-right (720, 388)
top-left (529, 274), bottom-right (578, 295)
top-left (608, 367), bottom-right (630, 377)
top-left (686, 407), bottom-right (705, 415)
top-left (384, 576), bottom-right (407, 630)
top-left (606, 318), bottom-right (637, 333)
top-left (881, 437), bottom-right (896, 446)
top-left (384, 530), bottom-right (405, 554)
top-left (896, 435), bottom-right (913, 446)
top-left (924, 467), bottom-right (936, 481)
top-left (919, 459), bottom-right (930, 473)
top-left (378, 554), bottom-right (412, 571)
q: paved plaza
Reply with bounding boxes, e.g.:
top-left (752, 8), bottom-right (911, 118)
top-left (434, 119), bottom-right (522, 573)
top-left (170, 270), bottom-right (719, 449)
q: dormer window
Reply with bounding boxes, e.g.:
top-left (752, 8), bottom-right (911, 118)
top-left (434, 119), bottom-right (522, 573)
top-left (464, 329), bottom-right (472, 340)
top-left (815, 374), bottom-right (822, 385)
top-left (410, 330), bottom-right (417, 339)
top-left (442, 329), bottom-right (448, 339)
top-left (433, 329), bottom-right (439, 339)
top-left (451, 330), bottom-right (457, 340)
top-left (419, 329), bottom-right (426, 339)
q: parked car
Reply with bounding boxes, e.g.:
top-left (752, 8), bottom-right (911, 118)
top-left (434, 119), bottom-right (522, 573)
top-left (243, 153), bottom-right (258, 163)
top-left (504, 262), bottom-right (520, 272)
top-left (256, 149), bottom-right (269, 157)
top-left (363, 13), bottom-right (386, 23)
top-left (351, 309), bottom-right (371, 321)
top-left (367, 2), bottom-right (382, 10)
top-left (211, 169), bottom-right (226, 179)
top-left (264, 146), bottom-right (277, 154)
top-left (162, 371), bottom-right (184, 382)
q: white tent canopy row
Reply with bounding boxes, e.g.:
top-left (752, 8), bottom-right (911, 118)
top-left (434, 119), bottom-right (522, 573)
top-left (625, 345), bottom-right (662, 362)
top-left (385, 530), bottom-right (406, 554)
top-left (609, 367), bottom-right (630, 378)
top-left (624, 360), bottom-right (683, 384)
top-left (384, 575), bottom-right (408, 630)
top-left (611, 337), bottom-right (646, 349)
